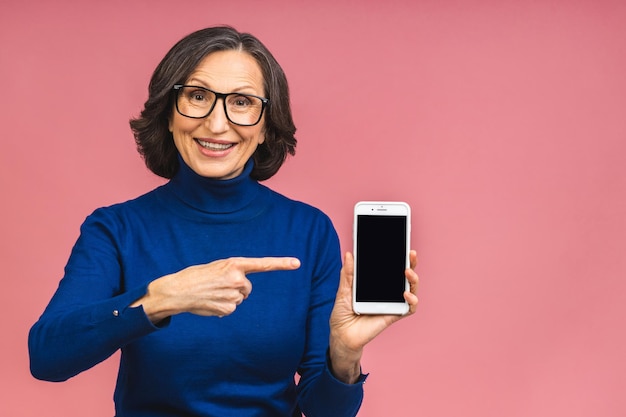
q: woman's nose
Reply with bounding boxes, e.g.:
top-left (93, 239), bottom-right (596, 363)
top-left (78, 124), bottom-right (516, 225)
top-left (204, 99), bottom-right (230, 133)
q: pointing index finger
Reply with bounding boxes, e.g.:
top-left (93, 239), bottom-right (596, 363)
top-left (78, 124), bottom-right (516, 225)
top-left (234, 257), bottom-right (301, 274)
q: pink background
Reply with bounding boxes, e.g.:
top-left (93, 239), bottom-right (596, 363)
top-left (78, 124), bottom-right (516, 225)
top-left (2, 0), bottom-right (625, 416)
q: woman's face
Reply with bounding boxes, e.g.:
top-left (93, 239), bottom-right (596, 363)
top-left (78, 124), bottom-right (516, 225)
top-left (169, 50), bottom-right (266, 180)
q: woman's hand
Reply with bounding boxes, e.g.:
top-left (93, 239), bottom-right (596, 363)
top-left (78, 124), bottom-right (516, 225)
top-left (328, 250), bottom-right (419, 383)
top-left (131, 257), bottom-right (301, 323)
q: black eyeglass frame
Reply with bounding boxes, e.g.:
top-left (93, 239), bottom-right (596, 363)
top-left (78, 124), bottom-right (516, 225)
top-left (173, 84), bottom-right (269, 127)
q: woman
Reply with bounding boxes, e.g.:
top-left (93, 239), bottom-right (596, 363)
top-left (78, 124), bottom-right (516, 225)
top-left (28, 26), bottom-right (419, 416)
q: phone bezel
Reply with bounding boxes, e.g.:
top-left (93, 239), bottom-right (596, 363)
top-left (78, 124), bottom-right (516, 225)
top-left (352, 201), bottom-right (411, 315)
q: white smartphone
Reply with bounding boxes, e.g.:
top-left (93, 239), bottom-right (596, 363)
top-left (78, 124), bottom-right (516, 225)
top-left (352, 201), bottom-right (411, 315)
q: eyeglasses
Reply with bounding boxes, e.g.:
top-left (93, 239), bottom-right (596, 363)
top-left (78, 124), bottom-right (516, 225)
top-left (173, 84), bottom-right (269, 126)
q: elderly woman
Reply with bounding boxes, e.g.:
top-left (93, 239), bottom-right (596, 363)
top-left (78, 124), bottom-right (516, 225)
top-left (28, 26), bottom-right (419, 416)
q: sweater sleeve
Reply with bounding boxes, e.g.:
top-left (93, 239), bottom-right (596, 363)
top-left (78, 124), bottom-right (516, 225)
top-left (295, 214), bottom-right (366, 417)
top-left (28, 208), bottom-right (167, 382)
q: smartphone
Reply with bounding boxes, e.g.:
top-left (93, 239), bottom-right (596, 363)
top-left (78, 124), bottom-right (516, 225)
top-left (352, 201), bottom-right (411, 315)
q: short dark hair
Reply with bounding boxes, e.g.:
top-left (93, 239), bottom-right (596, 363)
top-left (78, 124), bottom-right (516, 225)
top-left (129, 26), bottom-right (297, 180)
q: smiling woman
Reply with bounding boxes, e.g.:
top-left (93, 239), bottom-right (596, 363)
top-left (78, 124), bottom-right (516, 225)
top-left (128, 27), bottom-right (298, 182)
top-left (27, 25), bottom-right (420, 417)
top-left (167, 50), bottom-right (267, 180)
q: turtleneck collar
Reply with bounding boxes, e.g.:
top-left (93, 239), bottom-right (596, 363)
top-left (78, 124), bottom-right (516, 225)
top-left (164, 155), bottom-right (263, 215)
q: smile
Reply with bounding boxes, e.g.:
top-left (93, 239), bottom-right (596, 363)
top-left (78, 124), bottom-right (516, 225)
top-left (196, 139), bottom-right (235, 151)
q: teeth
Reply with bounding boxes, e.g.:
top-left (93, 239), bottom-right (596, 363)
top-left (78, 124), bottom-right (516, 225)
top-left (197, 140), bottom-right (233, 151)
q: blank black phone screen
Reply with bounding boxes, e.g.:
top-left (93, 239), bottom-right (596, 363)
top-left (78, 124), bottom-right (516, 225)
top-left (355, 215), bottom-right (407, 302)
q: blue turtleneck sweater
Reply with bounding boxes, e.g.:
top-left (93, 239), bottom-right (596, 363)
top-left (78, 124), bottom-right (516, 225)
top-left (29, 159), bottom-right (365, 417)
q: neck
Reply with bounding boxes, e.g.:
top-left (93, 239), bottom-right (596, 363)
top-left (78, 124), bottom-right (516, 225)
top-left (166, 156), bottom-right (260, 214)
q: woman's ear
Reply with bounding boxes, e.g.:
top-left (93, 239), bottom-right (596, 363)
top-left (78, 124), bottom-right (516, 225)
top-left (167, 106), bottom-right (175, 133)
top-left (259, 125), bottom-right (267, 144)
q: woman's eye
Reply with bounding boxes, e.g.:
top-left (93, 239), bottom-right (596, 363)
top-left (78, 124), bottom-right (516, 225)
top-left (232, 96), bottom-right (251, 107)
top-left (191, 92), bottom-right (206, 101)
